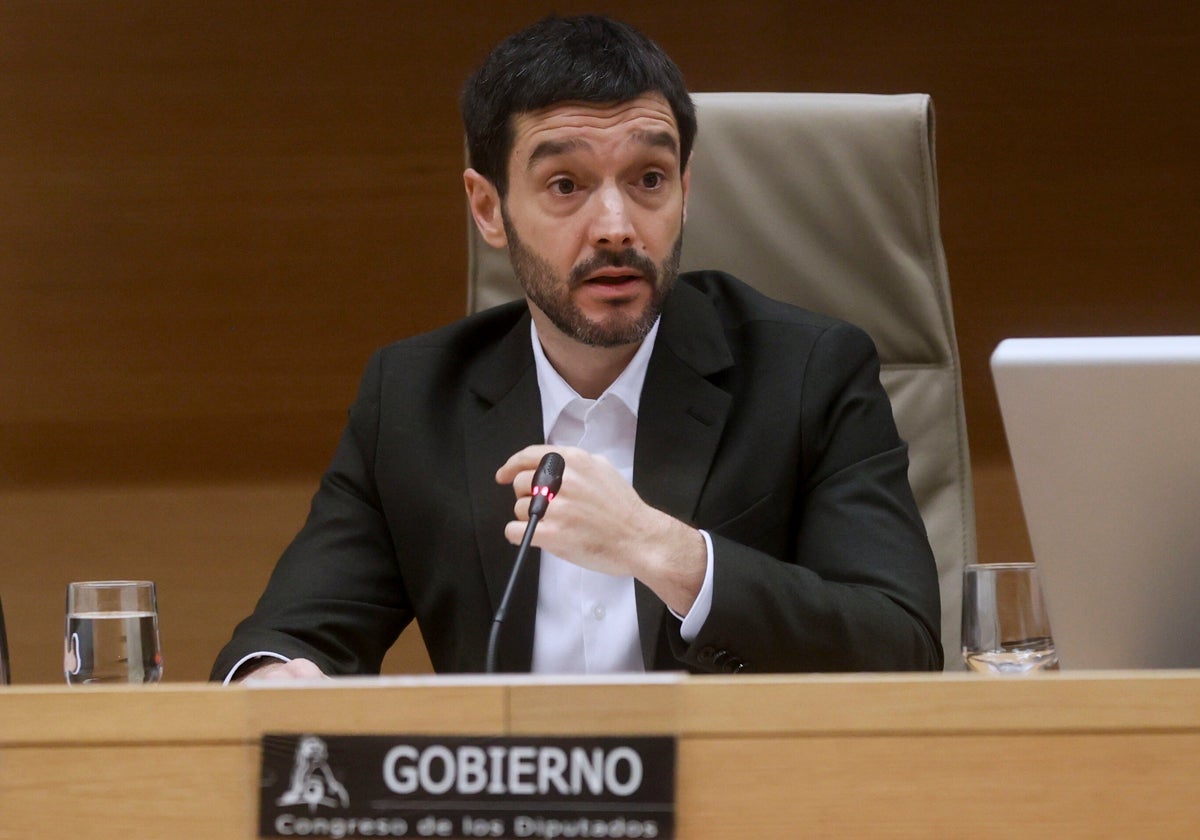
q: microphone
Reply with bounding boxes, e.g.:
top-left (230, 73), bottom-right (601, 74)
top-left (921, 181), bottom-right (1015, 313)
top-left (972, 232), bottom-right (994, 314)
top-left (485, 452), bottom-right (565, 674)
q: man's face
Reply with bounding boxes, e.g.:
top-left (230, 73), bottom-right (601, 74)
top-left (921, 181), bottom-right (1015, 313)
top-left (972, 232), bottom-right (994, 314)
top-left (499, 95), bottom-right (689, 348)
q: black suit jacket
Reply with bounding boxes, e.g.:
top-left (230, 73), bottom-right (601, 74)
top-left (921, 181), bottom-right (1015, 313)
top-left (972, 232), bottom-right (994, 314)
top-left (212, 271), bottom-right (942, 678)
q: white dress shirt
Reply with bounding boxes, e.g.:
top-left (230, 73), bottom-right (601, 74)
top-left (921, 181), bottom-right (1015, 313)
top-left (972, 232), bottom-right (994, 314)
top-left (529, 318), bottom-right (714, 674)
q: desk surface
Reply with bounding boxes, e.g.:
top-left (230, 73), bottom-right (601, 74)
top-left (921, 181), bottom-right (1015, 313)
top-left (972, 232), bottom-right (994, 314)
top-left (3, 672), bottom-right (1200, 838)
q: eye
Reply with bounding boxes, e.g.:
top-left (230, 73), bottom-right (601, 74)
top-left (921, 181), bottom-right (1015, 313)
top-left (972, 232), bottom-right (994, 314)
top-left (640, 171), bottom-right (665, 189)
top-left (549, 177), bottom-right (577, 196)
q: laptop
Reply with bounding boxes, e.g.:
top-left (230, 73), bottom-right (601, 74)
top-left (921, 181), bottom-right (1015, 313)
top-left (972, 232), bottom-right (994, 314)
top-left (991, 336), bottom-right (1200, 669)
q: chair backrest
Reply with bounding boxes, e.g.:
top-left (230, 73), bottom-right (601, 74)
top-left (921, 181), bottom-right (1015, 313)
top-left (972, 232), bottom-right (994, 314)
top-left (466, 92), bottom-right (976, 668)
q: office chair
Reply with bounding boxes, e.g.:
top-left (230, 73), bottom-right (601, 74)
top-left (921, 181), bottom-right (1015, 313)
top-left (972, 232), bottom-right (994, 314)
top-left (467, 92), bottom-right (976, 668)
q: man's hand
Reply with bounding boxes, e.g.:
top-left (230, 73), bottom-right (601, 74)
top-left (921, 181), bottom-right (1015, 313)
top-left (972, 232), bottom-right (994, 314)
top-left (495, 444), bottom-right (707, 615)
top-left (238, 657), bottom-right (328, 683)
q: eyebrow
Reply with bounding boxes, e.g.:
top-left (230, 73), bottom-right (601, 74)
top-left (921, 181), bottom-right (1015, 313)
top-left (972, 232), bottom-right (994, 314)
top-left (631, 130), bottom-right (679, 156)
top-left (527, 138), bottom-right (589, 171)
top-left (525, 130), bottom-right (680, 172)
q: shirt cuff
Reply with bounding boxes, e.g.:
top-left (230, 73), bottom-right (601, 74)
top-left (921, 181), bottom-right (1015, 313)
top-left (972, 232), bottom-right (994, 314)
top-left (670, 529), bottom-right (714, 643)
top-left (222, 651), bottom-right (290, 685)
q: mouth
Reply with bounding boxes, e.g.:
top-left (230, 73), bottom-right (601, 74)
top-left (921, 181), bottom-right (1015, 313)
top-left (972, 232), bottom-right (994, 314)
top-left (578, 270), bottom-right (647, 301)
top-left (581, 267), bottom-right (646, 287)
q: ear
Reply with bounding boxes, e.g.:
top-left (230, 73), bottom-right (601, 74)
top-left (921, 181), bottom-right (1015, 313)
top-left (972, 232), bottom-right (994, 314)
top-left (680, 159), bottom-right (692, 225)
top-left (463, 168), bottom-right (508, 249)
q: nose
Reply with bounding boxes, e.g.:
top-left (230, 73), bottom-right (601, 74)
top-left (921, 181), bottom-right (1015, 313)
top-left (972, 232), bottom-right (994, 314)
top-left (589, 182), bottom-right (636, 248)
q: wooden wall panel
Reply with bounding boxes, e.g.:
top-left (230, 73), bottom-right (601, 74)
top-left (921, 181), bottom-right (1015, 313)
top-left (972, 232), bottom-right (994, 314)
top-left (2, 1), bottom-right (1197, 683)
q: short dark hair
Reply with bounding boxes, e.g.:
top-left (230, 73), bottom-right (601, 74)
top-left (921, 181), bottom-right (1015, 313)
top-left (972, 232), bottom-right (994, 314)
top-left (461, 15), bottom-right (697, 197)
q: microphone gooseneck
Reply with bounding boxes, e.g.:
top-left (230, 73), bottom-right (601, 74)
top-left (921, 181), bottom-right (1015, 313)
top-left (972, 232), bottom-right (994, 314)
top-left (485, 452), bottom-right (565, 674)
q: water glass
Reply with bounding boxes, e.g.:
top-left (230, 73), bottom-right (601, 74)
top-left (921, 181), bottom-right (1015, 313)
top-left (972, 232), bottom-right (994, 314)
top-left (962, 562), bottom-right (1058, 674)
top-left (64, 580), bottom-right (163, 684)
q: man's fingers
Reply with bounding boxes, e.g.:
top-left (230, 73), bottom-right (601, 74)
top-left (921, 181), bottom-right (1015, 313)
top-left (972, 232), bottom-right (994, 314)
top-left (495, 445), bottom-right (554, 485)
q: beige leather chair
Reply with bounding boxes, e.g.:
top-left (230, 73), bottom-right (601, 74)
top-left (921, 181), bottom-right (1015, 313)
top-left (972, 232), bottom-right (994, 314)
top-left (467, 92), bottom-right (975, 669)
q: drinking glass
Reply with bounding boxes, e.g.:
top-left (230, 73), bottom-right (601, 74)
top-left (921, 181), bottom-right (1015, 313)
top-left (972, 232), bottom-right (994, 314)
top-left (962, 562), bottom-right (1058, 674)
top-left (64, 581), bottom-right (163, 684)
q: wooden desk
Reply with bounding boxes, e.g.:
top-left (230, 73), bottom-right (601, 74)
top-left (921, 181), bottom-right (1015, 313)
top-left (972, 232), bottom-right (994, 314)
top-left (2, 672), bottom-right (1199, 838)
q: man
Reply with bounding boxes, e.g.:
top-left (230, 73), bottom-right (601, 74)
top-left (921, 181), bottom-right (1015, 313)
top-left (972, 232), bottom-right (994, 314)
top-left (212, 15), bottom-right (942, 682)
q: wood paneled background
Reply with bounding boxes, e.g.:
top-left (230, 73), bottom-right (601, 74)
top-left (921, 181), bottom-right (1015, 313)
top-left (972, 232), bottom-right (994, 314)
top-left (3, 2), bottom-right (1198, 682)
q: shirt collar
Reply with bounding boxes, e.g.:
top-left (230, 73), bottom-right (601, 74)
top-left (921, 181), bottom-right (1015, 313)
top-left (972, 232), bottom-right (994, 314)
top-left (531, 318), bottom-right (661, 439)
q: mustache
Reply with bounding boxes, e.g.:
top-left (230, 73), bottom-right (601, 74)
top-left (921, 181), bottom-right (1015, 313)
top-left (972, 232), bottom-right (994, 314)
top-left (569, 248), bottom-right (659, 289)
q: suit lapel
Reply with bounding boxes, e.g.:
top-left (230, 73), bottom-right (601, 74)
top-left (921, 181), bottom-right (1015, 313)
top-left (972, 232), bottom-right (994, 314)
top-left (633, 281), bottom-right (735, 667)
top-left (464, 310), bottom-right (544, 672)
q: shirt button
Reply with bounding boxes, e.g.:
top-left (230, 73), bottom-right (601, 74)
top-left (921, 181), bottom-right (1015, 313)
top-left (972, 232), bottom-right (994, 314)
top-left (592, 603), bottom-right (606, 621)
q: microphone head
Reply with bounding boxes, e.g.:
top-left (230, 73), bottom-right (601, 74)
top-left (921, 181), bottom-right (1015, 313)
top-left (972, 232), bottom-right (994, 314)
top-left (529, 451), bottom-right (565, 517)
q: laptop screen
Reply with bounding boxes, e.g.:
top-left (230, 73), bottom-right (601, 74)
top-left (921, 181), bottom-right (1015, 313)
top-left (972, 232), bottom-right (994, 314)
top-left (991, 336), bottom-right (1200, 669)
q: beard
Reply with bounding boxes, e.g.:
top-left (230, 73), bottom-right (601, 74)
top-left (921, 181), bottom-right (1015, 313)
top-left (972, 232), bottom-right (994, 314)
top-left (502, 210), bottom-right (682, 348)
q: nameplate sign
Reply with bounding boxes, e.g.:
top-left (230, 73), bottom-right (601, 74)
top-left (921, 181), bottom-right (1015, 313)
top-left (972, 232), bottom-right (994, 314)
top-left (259, 733), bottom-right (676, 839)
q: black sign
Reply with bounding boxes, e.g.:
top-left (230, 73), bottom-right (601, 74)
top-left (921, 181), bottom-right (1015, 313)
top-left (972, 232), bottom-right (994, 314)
top-left (259, 734), bottom-right (676, 839)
